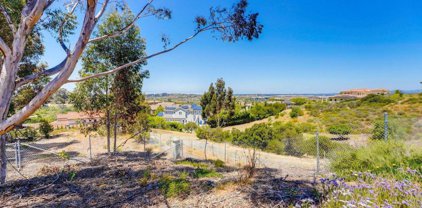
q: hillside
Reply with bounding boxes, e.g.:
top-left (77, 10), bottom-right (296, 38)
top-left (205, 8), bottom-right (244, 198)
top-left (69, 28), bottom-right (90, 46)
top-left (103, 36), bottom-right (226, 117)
top-left (225, 93), bottom-right (422, 138)
top-left (0, 153), bottom-right (320, 207)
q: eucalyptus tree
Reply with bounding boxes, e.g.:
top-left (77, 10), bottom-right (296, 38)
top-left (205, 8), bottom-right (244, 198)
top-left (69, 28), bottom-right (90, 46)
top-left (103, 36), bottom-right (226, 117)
top-left (200, 78), bottom-right (236, 126)
top-left (71, 7), bottom-right (149, 154)
top-left (0, 0), bottom-right (262, 183)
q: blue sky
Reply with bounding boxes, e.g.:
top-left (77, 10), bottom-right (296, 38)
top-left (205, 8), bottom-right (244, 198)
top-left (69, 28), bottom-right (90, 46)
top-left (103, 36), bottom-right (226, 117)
top-left (43, 0), bottom-right (422, 94)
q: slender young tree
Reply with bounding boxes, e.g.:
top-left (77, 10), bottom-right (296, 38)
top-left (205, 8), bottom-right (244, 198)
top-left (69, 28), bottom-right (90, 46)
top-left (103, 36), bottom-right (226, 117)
top-left (72, 7), bottom-right (149, 154)
top-left (0, 0), bottom-right (262, 184)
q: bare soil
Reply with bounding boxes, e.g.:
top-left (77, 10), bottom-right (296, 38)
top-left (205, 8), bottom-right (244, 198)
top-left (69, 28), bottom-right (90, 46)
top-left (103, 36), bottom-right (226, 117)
top-left (0, 153), bottom-right (322, 208)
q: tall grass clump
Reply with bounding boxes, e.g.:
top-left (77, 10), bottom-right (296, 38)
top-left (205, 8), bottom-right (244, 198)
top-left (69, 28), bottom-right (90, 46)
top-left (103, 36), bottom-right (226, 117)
top-left (330, 140), bottom-right (422, 182)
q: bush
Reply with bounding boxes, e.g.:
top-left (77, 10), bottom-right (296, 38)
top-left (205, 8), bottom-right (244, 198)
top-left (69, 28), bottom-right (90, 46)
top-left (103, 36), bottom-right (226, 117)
top-left (327, 124), bottom-right (351, 138)
top-left (193, 168), bottom-right (222, 178)
top-left (330, 141), bottom-right (422, 182)
top-left (300, 136), bottom-right (344, 156)
top-left (371, 118), bottom-right (410, 140)
top-left (196, 127), bottom-right (230, 143)
top-left (9, 127), bottom-right (39, 141)
top-left (290, 107), bottom-right (303, 118)
top-left (213, 159), bottom-right (225, 168)
top-left (184, 122), bottom-right (198, 132)
top-left (39, 120), bottom-right (53, 138)
top-left (159, 172), bottom-right (191, 198)
top-left (284, 137), bottom-right (304, 156)
top-left (168, 122), bottom-right (184, 132)
top-left (291, 97), bottom-right (308, 105)
top-left (266, 139), bottom-right (285, 154)
top-left (360, 94), bottom-right (395, 105)
top-left (296, 122), bottom-right (317, 133)
top-left (207, 102), bottom-right (286, 128)
top-left (148, 116), bottom-right (168, 129)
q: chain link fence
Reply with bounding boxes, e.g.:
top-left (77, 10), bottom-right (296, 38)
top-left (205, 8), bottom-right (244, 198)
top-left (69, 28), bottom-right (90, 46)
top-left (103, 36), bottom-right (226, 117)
top-left (3, 112), bottom-right (420, 184)
top-left (5, 138), bottom-right (89, 182)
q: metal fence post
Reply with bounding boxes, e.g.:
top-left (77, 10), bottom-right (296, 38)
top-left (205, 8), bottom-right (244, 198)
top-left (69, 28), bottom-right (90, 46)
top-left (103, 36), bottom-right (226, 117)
top-left (14, 141), bottom-right (18, 168)
top-left (88, 135), bottom-right (92, 161)
top-left (181, 140), bottom-right (184, 158)
top-left (316, 131), bottom-right (320, 175)
top-left (17, 139), bottom-right (21, 170)
top-left (384, 112), bottom-right (388, 141)
top-left (224, 142), bottom-right (227, 162)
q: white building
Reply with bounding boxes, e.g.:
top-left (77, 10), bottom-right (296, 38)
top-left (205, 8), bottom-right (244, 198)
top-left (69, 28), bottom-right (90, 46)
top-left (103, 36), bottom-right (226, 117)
top-left (157, 104), bottom-right (205, 125)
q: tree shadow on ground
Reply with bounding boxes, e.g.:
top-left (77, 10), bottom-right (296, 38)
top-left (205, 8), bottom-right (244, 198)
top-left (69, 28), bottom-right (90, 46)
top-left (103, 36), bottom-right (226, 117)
top-left (1, 152), bottom-right (323, 207)
top-left (22, 139), bottom-right (80, 151)
top-left (0, 152), bottom-right (237, 208)
top-left (246, 168), bottom-right (322, 207)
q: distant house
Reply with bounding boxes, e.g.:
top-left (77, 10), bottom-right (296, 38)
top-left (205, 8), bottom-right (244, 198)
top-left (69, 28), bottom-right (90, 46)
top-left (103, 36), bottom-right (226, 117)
top-left (158, 104), bottom-right (205, 125)
top-left (329, 88), bottom-right (389, 102)
top-left (52, 112), bottom-right (103, 128)
top-left (149, 101), bottom-right (176, 114)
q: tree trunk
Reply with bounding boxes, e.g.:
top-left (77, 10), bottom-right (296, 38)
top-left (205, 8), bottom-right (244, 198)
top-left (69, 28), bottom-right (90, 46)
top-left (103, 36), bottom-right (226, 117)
top-left (106, 109), bottom-right (111, 154)
top-left (113, 113), bottom-right (117, 153)
top-left (0, 95), bottom-right (11, 185)
top-left (0, 134), bottom-right (6, 184)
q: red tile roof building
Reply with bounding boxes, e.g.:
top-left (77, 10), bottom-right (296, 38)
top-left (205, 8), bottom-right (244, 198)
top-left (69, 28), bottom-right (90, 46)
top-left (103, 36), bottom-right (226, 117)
top-left (52, 112), bottom-right (103, 128)
top-left (329, 88), bottom-right (389, 102)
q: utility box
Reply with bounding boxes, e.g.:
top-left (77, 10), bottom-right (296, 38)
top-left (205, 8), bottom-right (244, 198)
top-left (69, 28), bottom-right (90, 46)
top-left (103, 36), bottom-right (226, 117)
top-left (172, 139), bottom-right (183, 160)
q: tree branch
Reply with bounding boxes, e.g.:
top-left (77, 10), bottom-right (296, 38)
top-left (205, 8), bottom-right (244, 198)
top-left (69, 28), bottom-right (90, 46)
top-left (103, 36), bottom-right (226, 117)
top-left (68, 28), bottom-right (204, 83)
top-left (0, 37), bottom-right (11, 57)
top-left (0, 4), bottom-right (17, 34)
top-left (15, 58), bottom-right (68, 88)
top-left (0, 0), bottom-right (98, 135)
top-left (58, 1), bottom-right (79, 55)
top-left (88, 0), bottom-right (154, 43)
top-left (95, 0), bottom-right (110, 21)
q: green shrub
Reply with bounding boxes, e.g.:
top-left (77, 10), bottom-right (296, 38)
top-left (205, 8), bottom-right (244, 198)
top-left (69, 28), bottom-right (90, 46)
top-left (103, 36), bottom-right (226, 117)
top-left (284, 137), bottom-right (304, 156)
top-left (266, 139), bottom-right (285, 154)
top-left (296, 122), bottom-right (317, 133)
top-left (371, 118), bottom-right (412, 140)
top-left (360, 94), bottom-right (395, 105)
top-left (290, 107), bottom-right (303, 118)
top-left (213, 159), bottom-right (225, 168)
top-left (291, 97), bottom-right (308, 105)
top-left (9, 127), bottom-right (39, 141)
top-left (159, 172), bottom-right (191, 198)
top-left (39, 120), bottom-right (53, 138)
top-left (300, 136), bottom-right (344, 156)
top-left (327, 124), bottom-right (351, 138)
top-left (193, 168), bottom-right (222, 178)
top-left (168, 122), bottom-right (184, 132)
top-left (58, 150), bottom-right (70, 160)
top-left (330, 141), bottom-right (422, 182)
top-left (184, 122), bottom-right (198, 132)
top-left (176, 160), bottom-right (209, 169)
